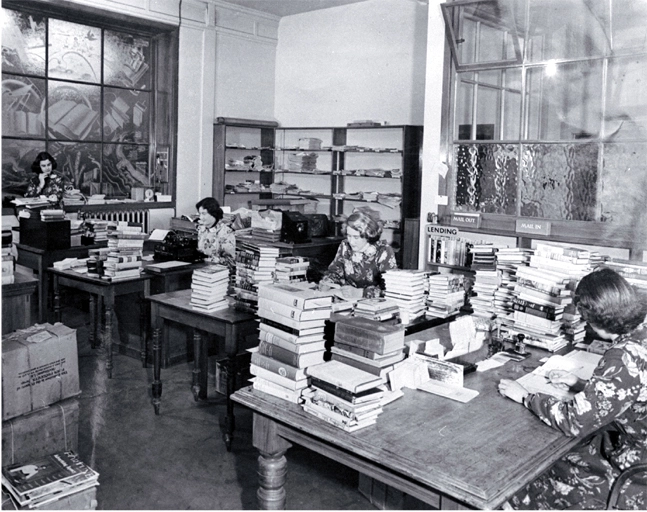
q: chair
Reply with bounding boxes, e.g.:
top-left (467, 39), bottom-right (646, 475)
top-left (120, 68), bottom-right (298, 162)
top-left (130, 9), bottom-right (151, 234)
top-left (607, 463), bottom-right (647, 509)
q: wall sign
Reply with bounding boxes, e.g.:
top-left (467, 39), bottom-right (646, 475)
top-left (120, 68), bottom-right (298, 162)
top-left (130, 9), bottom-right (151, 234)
top-left (515, 219), bottom-right (552, 235)
top-left (450, 213), bottom-right (481, 228)
top-left (426, 225), bottom-right (460, 236)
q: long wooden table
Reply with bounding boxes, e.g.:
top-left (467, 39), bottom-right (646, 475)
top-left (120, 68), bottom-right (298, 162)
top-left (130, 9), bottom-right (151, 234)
top-left (147, 289), bottom-right (259, 450)
top-left (50, 268), bottom-right (152, 378)
top-left (232, 339), bottom-right (581, 510)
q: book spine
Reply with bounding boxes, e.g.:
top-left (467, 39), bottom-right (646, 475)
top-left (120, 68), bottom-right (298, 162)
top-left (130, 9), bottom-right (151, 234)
top-left (250, 365), bottom-right (307, 390)
top-left (259, 318), bottom-right (317, 338)
top-left (516, 277), bottom-right (563, 297)
top-left (258, 341), bottom-right (316, 367)
top-left (333, 329), bottom-right (387, 353)
top-left (302, 400), bottom-right (356, 427)
top-left (252, 379), bottom-right (302, 403)
top-left (258, 329), bottom-right (305, 353)
top-left (259, 321), bottom-right (300, 343)
top-left (334, 342), bottom-right (382, 360)
top-left (310, 377), bottom-right (360, 403)
top-left (257, 306), bottom-right (326, 330)
top-left (511, 301), bottom-right (560, 320)
top-left (250, 351), bottom-right (306, 380)
top-left (330, 352), bottom-right (388, 377)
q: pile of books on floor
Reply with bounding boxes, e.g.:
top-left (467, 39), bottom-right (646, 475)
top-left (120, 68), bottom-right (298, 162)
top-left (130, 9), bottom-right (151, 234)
top-left (102, 223), bottom-right (146, 281)
top-left (382, 269), bottom-right (428, 324)
top-left (425, 273), bottom-right (465, 319)
top-left (302, 360), bottom-right (386, 432)
top-left (190, 264), bottom-right (230, 312)
top-left (39, 209), bottom-right (65, 221)
top-left (250, 282), bottom-right (333, 403)
top-left (273, 256), bottom-right (309, 283)
top-left (2, 451), bottom-right (99, 509)
top-left (233, 240), bottom-right (280, 313)
top-left (330, 316), bottom-right (405, 382)
top-left (353, 298), bottom-right (400, 322)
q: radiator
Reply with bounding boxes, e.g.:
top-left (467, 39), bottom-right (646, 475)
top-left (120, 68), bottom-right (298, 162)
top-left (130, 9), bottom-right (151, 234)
top-left (85, 209), bottom-right (150, 233)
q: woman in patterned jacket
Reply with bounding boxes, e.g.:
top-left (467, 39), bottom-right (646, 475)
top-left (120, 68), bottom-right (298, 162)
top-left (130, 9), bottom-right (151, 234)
top-left (195, 197), bottom-right (235, 270)
top-left (319, 208), bottom-right (397, 299)
top-left (498, 267), bottom-right (647, 509)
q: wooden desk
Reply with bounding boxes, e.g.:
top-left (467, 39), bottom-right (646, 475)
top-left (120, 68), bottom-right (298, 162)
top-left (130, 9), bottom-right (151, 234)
top-left (147, 289), bottom-right (258, 449)
top-left (15, 242), bottom-right (107, 323)
top-left (233, 344), bottom-right (580, 510)
top-left (2, 272), bottom-right (38, 334)
top-left (49, 268), bottom-right (152, 378)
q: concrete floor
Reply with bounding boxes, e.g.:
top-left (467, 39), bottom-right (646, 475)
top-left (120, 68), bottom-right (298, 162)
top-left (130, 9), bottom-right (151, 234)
top-left (67, 305), bottom-right (375, 510)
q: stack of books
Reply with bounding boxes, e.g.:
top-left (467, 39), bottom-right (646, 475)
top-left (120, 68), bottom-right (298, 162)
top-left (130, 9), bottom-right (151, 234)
top-left (427, 234), bottom-right (472, 266)
top-left (190, 264), bottom-right (230, 312)
top-left (1, 451), bottom-right (99, 509)
top-left (382, 269), bottom-right (428, 324)
top-left (86, 247), bottom-right (111, 277)
top-left (273, 256), bottom-right (309, 283)
top-left (2, 231), bottom-right (13, 284)
top-left (250, 282), bottom-right (333, 403)
top-left (40, 209), bottom-right (65, 221)
top-left (425, 273), bottom-right (465, 319)
top-left (330, 316), bottom-right (405, 381)
top-left (353, 298), bottom-right (400, 322)
top-left (233, 241), bottom-right (280, 313)
top-left (605, 258), bottom-right (647, 292)
top-left (102, 223), bottom-right (147, 281)
top-left (470, 268), bottom-right (499, 321)
top-left (493, 247), bottom-right (533, 318)
top-left (287, 152), bottom-right (317, 172)
top-left (303, 360), bottom-right (385, 432)
top-left (84, 219), bottom-right (109, 242)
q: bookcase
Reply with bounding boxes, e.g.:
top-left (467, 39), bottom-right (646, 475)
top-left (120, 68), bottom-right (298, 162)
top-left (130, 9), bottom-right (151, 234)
top-left (273, 125), bottom-right (423, 268)
top-left (212, 118), bottom-right (278, 211)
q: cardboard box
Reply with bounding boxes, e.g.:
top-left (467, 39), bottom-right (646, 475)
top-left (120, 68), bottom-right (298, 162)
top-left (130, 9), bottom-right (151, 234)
top-left (2, 397), bottom-right (79, 466)
top-left (2, 486), bottom-right (97, 510)
top-left (2, 323), bottom-right (80, 421)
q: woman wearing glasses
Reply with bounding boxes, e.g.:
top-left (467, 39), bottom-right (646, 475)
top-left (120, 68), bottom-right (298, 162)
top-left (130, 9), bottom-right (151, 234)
top-left (498, 267), bottom-right (647, 510)
top-left (318, 208), bottom-right (397, 299)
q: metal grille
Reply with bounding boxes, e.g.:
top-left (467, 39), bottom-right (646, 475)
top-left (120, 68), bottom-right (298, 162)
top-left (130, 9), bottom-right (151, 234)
top-left (85, 209), bottom-right (150, 233)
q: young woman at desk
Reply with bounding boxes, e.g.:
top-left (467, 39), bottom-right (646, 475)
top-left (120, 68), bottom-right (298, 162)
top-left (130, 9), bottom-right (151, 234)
top-left (498, 267), bottom-right (647, 510)
top-left (318, 208), bottom-right (397, 299)
top-left (195, 197), bottom-right (235, 269)
top-left (24, 151), bottom-right (69, 206)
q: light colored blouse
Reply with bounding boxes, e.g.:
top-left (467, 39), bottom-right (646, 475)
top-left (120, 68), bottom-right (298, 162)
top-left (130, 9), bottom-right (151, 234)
top-left (196, 222), bottom-right (235, 269)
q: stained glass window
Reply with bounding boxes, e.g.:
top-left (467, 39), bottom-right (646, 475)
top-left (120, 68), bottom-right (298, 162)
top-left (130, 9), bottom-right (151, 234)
top-left (1, 4), bottom-right (174, 202)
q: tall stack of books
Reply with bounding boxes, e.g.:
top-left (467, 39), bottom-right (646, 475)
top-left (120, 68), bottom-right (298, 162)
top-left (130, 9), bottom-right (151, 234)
top-left (2, 451), bottom-right (99, 509)
top-left (493, 247), bottom-right (533, 318)
top-left (353, 298), bottom-right (400, 322)
top-left (250, 282), bottom-right (333, 403)
top-left (102, 223), bottom-right (146, 281)
top-left (425, 273), bottom-right (465, 319)
top-left (190, 264), bottom-right (230, 312)
top-left (382, 269), bottom-right (428, 324)
top-left (273, 256), bottom-right (309, 283)
top-left (302, 360), bottom-right (385, 432)
top-left (233, 240), bottom-right (280, 313)
top-left (330, 316), bottom-right (405, 382)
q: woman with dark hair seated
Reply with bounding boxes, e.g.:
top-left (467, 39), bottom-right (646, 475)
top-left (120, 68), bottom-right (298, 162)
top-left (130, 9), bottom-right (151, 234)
top-left (319, 208), bottom-right (397, 299)
top-left (195, 197), bottom-right (235, 269)
top-left (24, 151), bottom-right (69, 205)
top-left (498, 267), bottom-right (647, 510)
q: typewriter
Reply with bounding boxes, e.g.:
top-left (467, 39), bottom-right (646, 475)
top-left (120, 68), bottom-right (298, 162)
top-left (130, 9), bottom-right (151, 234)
top-left (153, 230), bottom-right (205, 263)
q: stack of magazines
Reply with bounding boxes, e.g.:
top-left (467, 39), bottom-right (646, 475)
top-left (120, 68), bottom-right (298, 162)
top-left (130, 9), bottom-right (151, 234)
top-left (2, 451), bottom-right (99, 509)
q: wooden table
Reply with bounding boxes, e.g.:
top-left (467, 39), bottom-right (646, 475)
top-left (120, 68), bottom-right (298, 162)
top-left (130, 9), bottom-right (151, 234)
top-left (147, 289), bottom-right (258, 450)
top-left (49, 268), bottom-right (152, 378)
top-left (232, 339), bottom-right (581, 510)
top-left (15, 242), bottom-right (107, 323)
top-left (2, 271), bottom-right (38, 335)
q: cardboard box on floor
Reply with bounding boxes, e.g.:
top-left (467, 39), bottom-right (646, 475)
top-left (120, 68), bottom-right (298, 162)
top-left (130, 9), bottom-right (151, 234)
top-left (2, 323), bottom-right (80, 421)
top-left (2, 396), bottom-right (79, 466)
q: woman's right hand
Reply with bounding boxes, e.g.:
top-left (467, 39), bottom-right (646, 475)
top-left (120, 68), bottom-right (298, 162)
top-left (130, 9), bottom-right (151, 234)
top-left (546, 369), bottom-right (579, 390)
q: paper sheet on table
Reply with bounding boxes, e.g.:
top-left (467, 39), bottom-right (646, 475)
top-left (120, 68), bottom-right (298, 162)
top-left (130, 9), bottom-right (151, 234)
top-left (446, 316), bottom-right (478, 359)
top-left (476, 352), bottom-right (510, 371)
top-left (418, 380), bottom-right (479, 403)
top-left (148, 229), bottom-right (170, 241)
top-left (389, 358), bottom-right (429, 391)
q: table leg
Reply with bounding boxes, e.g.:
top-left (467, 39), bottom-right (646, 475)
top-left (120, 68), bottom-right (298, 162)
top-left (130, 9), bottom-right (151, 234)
top-left (89, 295), bottom-right (97, 349)
top-left (191, 329), bottom-right (203, 401)
top-left (152, 326), bottom-right (162, 415)
top-left (253, 414), bottom-right (292, 510)
top-left (224, 324), bottom-right (238, 451)
top-left (139, 292), bottom-right (148, 367)
top-left (53, 275), bottom-right (61, 323)
top-left (104, 305), bottom-right (113, 379)
top-left (38, 260), bottom-right (46, 323)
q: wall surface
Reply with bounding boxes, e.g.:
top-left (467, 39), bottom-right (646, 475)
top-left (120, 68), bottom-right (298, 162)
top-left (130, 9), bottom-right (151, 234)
top-left (274, 0), bottom-right (428, 127)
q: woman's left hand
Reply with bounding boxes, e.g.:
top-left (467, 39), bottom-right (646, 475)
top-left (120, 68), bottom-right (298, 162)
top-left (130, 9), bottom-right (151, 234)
top-left (340, 285), bottom-right (363, 299)
top-left (498, 378), bottom-right (529, 404)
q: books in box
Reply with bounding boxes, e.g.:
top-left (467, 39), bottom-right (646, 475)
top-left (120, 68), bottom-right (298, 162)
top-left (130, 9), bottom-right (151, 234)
top-left (2, 324), bottom-right (80, 421)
